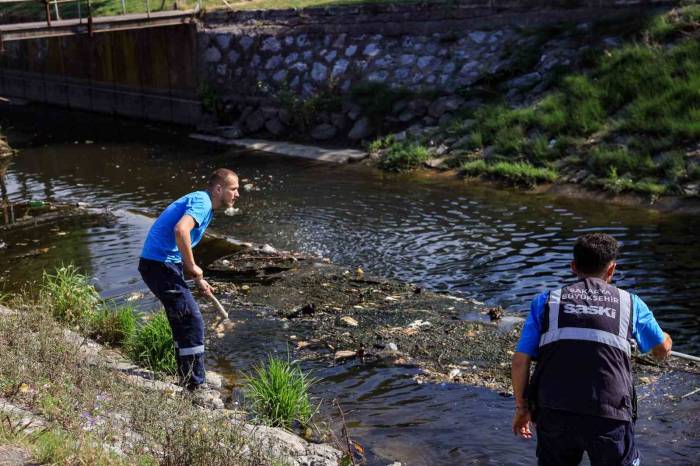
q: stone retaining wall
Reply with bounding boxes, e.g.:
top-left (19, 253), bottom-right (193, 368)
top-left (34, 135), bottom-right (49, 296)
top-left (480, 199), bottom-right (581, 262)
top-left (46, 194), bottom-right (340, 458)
top-left (197, 0), bottom-right (673, 142)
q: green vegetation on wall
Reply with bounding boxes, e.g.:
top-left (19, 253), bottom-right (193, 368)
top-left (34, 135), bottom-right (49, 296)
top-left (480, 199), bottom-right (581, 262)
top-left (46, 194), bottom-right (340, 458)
top-left (410, 6), bottom-right (700, 196)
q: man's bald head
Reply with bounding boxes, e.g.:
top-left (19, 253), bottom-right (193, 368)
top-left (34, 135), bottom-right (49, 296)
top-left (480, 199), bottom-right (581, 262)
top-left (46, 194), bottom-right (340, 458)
top-left (207, 168), bottom-right (238, 188)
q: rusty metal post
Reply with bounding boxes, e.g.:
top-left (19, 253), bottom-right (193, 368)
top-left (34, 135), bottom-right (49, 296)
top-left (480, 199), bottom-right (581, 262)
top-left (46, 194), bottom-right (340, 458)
top-left (87, 0), bottom-right (93, 36)
top-left (44, 0), bottom-right (52, 27)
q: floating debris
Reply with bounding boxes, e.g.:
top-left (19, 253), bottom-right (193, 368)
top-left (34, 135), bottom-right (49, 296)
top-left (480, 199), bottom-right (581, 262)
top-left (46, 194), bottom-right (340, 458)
top-left (340, 316), bottom-right (359, 327)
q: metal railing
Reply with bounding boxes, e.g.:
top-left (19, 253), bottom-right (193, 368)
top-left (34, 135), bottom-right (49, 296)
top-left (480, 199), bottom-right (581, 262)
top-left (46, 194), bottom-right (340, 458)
top-left (0, 0), bottom-right (201, 28)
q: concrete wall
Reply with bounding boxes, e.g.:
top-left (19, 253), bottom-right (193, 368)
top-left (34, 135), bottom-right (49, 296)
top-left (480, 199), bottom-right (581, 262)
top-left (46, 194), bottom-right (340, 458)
top-left (0, 24), bottom-right (201, 125)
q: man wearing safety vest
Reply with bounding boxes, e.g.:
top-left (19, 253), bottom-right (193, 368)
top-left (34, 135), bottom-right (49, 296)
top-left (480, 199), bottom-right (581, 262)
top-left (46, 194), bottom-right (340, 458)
top-left (511, 233), bottom-right (672, 466)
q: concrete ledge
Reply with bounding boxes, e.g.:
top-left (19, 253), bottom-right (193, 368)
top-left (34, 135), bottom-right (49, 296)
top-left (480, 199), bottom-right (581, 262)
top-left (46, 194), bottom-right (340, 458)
top-left (190, 134), bottom-right (368, 163)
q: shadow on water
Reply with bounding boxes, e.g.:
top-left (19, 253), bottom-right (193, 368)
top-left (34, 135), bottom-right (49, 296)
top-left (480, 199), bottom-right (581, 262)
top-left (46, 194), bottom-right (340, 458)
top-left (1, 106), bottom-right (699, 464)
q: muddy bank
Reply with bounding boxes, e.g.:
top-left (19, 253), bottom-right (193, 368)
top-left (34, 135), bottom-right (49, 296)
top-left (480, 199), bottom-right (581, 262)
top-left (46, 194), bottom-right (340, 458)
top-left (203, 245), bottom-right (700, 397)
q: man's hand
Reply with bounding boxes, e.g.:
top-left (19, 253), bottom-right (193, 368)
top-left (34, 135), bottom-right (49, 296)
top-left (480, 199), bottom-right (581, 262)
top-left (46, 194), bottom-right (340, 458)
top-left (184, 263), bottom-right (204, 282)
top-left (512, 407), bottom-right (533, 439)
top-left (195, 277), bottom-right (213, 296)
top-left (651, 332), bottom-right (672, 360)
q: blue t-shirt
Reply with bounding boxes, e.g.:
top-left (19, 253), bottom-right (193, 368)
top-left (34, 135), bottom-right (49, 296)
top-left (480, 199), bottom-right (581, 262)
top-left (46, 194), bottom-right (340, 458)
top-left (516, 289), bottom-right (665, 358)
top-left (141, 191), bottom-right (213, 263)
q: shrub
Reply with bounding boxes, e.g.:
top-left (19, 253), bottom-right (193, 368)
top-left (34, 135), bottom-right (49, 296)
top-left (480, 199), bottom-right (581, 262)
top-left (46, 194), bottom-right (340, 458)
top-left (494, 125), bottom-right (527, 156)
top-left (528, 135), bottom-right (554, 162)
top-left (367, 134), bottom-right (395, 154)
top-left (88, 306), bottom-right (138, 347)
top-left (40, 265), bottom-right (101, 326)
top-left (126, 311), bottom-right (176, 375)
top-left (378, 142), bottom-right (430, 171)
top-left (587, 146), bottom-right (655, 178)
top-left (244, 354), bottom-right (317, 429)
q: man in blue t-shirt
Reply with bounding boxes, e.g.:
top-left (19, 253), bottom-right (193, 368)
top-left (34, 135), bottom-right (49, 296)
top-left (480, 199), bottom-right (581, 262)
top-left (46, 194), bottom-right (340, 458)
top-left (138, 168), bottom-right (239, 390)
top-left (511, 233), bottom-right (672, 466)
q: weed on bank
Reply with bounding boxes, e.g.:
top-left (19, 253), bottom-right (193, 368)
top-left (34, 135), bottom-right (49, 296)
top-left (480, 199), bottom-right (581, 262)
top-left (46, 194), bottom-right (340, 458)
top-left (0, 300), bottom-right (277, 465)
top-left (244, 354), bottom-right (318, 430)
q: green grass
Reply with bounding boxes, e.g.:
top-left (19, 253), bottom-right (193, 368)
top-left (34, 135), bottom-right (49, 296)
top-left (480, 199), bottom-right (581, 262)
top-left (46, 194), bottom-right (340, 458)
top-left (378, 141), bottom-right (430, 171)
top-left (0, 304), bottom-right (275, 465)
top-left (88, 305), bottom-right (138, 347)
top-left (126, 311), bottom-right (177, 374)
top-left (461, 160), bottom-right (557, 187)
top-left (40, 264), bottom-right (101, 326)
top-left (244, 354), bottom-right (317, 429)
top-left (367, 134), bottom-right (395, 154)
top-left (38, 265), bottom-right (176, 375)
top-left (587, 146), bottom-right (655, 178)
top-left (439, 6), bottom-right (700, 195)
top-left (647, 5), bottom-right (700, 41)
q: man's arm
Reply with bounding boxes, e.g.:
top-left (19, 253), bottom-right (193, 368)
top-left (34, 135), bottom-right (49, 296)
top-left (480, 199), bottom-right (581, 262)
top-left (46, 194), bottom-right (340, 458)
top-left (651, 332), bottom-right (672, 360)
top-left (632, 295), bottom-right (671, 360)
top-left (511, 352), bottom-right (533, 439)
top-left (174, 215), bottom-right (213, 295)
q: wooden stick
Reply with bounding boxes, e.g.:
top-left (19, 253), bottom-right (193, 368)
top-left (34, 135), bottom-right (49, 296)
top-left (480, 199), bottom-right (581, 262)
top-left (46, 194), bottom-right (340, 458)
top-left (207, 293), bottom-right (228, 320)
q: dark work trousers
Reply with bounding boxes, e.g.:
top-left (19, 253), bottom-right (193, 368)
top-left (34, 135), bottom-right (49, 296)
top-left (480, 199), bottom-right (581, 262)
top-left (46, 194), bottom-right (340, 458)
top-left (536, 408), bottom-right (640, 466)
top-left (138, 258), bottom-right (205, 389)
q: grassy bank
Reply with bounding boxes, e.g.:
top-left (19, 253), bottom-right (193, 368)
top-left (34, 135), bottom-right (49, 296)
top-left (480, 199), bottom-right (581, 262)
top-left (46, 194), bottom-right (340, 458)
top-left (0, 264), bottom-right (324, 464)
top-left (0, 300), bottom-right (277, 465)
top-left (40, 264), bottom-right (177, 374)
top-left (373, 6), bottom-right (700, 198)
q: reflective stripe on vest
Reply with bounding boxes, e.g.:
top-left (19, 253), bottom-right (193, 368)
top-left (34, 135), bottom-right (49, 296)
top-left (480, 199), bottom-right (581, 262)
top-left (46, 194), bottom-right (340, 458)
top-left (539, 286), bottom-right (632, 355)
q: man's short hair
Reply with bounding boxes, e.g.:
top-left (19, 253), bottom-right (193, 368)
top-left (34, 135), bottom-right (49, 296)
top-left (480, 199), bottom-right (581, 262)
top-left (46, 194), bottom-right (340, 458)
top-left (573, 233), bottom-right (619, 275)
top-left (207, 168), bottom-right (238, 187)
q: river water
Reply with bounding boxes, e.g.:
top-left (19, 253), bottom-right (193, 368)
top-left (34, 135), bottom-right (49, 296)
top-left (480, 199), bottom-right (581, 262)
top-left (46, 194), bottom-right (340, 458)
top-left (1, 107), bottom-right (699, 464)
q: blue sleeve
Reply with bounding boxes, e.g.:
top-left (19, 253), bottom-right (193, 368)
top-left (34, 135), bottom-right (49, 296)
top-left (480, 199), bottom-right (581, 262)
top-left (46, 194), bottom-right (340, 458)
top-left (632, 294), bottom-right (665, 354)
top-left (515, 292), bottom-right (548, 359)
top-left (184, 192), bottom-right (210, 227)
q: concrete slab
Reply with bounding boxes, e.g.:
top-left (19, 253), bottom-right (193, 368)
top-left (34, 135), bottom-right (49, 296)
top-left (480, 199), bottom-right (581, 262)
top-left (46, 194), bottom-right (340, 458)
top-left (189, 134), bottom-right (367, 164)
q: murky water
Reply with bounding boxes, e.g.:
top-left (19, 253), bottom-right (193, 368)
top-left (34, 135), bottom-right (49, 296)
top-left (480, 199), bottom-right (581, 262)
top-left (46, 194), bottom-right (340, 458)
top-left (1, 107), bottom-right (699, 464)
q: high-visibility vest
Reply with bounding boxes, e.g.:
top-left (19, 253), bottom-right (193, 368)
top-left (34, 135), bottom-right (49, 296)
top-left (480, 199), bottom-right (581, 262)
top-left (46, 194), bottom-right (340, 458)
top-left (529, 277), bottom-right (635, 422)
